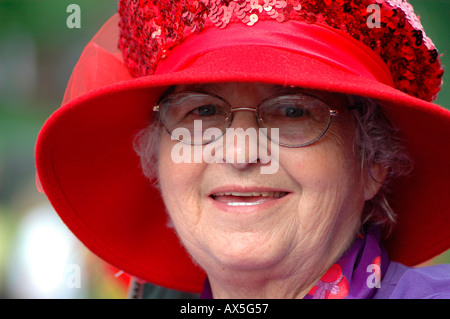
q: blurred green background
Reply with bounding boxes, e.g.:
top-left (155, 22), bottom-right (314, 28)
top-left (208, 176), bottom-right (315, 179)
top-left (0, 0), bottom-right (449, 298)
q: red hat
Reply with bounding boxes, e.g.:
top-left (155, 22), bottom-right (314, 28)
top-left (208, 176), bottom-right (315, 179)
top-left (35, 0), bottom-right (450, 293)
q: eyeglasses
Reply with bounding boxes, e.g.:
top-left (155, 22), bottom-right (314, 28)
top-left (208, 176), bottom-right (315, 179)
top-left (153, 91), bottom-right (340, 147)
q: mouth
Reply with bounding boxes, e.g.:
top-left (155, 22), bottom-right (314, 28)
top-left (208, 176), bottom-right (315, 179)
top-left (210, 191), bottom-right (289, 206)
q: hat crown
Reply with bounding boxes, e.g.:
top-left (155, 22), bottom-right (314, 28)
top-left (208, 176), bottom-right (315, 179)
top-left (118, 0), bottom-right (443, 102)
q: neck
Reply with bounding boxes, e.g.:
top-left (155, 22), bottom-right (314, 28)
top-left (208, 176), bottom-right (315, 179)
top-left (205, 245), bottom-right (345, 299)
top-left (208, 270), bottom-right (322, 299)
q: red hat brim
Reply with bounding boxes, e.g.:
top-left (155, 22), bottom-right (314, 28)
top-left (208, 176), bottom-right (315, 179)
top-left (36, 17), bottom-right (450, 293)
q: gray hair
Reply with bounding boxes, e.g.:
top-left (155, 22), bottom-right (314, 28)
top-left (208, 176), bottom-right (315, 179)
top-left (133, 93), bottom-right (413, 238)
top-left (133, 119), bottom-right (163, 188)
top-left (348, 95), bottom-right (413, 237)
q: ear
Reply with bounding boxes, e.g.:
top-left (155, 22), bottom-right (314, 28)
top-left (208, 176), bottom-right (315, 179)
top-left (363, 164), bottom-right (388, 201)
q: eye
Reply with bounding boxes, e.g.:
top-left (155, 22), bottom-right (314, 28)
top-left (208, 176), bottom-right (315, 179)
top-left (284, 106), bottom-right (304, 118)
top-left (191, 104), bottom-right (217, 117)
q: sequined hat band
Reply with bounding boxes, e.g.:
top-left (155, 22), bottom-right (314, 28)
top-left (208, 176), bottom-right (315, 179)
top-left (154, 19), bottom-right (395, 87)
top-left (119, 0), bottom-right (444, 102)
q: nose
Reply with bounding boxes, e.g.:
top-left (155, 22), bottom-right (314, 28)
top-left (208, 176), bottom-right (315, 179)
top-left (221, 109), bottom-right (262, 169)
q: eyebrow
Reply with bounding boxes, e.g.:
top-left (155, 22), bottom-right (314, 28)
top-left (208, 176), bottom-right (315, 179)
top-left (174, 83), bottom-right (297, 95)
top-left (170, 83), bottom-right (342, 104)
top-left (160, 83), bottom-right (348, 111)
top-left (174, 83), bottom-right (221, 94)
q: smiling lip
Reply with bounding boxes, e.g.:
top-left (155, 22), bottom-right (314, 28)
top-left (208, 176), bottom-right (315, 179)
top-left (208, 186), bottom-right (290, 211)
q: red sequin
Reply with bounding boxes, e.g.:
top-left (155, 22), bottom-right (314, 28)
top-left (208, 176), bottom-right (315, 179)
top-left (118, 0), bottom-right (443, 102)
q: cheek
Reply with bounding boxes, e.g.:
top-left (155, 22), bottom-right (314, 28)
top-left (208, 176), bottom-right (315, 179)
top-left (284, 143), bottom-right (360, 192)
top-left (158, 135), bottom-right (225, 255)
top-left (280, 127), bottom-right (364, 221)
top-left (158, 132), bottom-right (211, 190)
top-left (158, 136), bottom-right (203, 222)
top-left (310, 121), bottom-right (361, 192)
top-left (159, 140), bottom-right (195, 188)
top-left (278, 139), bottom-right (364, 258)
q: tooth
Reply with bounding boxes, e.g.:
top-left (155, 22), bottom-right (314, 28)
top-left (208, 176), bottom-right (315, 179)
top-left (237, 192), bottom-right (251, 197)
top-left (229, 192), bottom-right (251, 196)
top-left (227, 201), bottom-right (262, 206)
top-left (213, 191), bottom-right (287, 198)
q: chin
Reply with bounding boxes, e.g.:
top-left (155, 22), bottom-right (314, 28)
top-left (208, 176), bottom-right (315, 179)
top-left (201, 233), bottom-right (288, 272)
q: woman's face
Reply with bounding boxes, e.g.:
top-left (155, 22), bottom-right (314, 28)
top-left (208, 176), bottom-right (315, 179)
top-left (158, 82), bottom-right (381, 287)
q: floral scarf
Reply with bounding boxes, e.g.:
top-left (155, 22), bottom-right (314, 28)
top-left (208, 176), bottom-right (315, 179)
top-left (304, 228), bottom-right (388, 299)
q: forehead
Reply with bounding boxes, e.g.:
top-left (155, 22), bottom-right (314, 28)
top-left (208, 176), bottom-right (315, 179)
top-left (173, 82), bottom-right (349, 107)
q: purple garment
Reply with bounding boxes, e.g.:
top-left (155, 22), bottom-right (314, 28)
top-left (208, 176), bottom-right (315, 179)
top-left (201, 227), bottom-right (450, 299)
top-left (372, 262), bottom-right (450, 299)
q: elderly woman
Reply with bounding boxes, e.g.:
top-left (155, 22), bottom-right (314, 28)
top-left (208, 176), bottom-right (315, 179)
top-left (36, 0), bottom-right (450, 299)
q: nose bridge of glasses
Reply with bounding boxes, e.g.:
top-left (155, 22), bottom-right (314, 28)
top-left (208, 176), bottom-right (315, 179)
top-left (227, 106), bottom-right (261, 130)
top-left (230, 107), bottom-right (257, 113)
